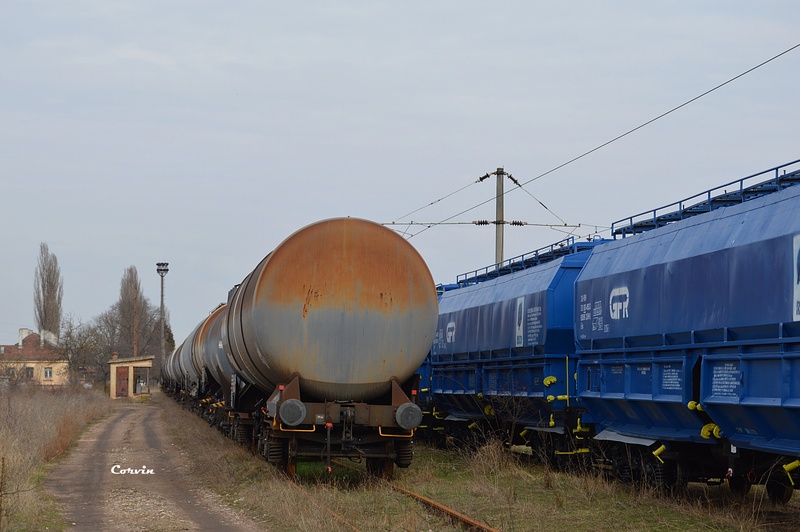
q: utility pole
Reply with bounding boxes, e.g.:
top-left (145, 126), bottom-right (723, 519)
top-left (156, 262), bottom-right (169, 377)
top-left (495, 167), bottom-right (504, 264)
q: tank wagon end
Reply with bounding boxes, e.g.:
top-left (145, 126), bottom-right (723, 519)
top-left (164, 217), bottom-right (439, 479)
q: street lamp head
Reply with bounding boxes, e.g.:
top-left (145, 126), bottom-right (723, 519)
top-left (156, 262), bottom-right (169, 277)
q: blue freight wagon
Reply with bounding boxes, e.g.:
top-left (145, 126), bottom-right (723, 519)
top-left (575, 159), bottom-right (800, 500)
top-left (429, 238), bottom-right (600, 458)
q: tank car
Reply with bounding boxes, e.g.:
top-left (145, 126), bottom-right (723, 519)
top-left (165, 217), bottom-right (438, 478)
top-left (161, 344), bottom-right (183, 397)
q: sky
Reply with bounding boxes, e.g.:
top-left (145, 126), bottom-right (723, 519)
top-left (2, 2), bottom-right (799, 345)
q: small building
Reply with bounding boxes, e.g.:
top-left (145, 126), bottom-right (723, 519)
top-left (108, 353), bottom-right (154, 399)
top-left (0, 328), bottom-right (68, 386)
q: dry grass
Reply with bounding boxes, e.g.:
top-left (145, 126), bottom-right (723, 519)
top-left (159, 395), bottom-right (456, 531)
top-left (158, 398), bottom-right (800, 531)
top-left (0, 385), bottom-right (112, 532)
top-left (8, 386), bottom-right (794, 531)
top-left (401, 439), bottom-right (800, 531)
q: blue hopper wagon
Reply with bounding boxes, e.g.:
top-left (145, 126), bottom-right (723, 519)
top-left (576, 159), bottom-right (800, 499)
top-left (423, 158), bottom-right (800, 503)
top-left (428, 238), bottom-right (600, 459)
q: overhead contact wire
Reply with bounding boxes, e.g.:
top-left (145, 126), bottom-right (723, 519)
top-left (506, 172), bottom-right (567, 225)
top-left (520, 41), bottom-right (800, 188)
top-left (392, 175), bottom-right (487, 236)
top-left (404, 41), bottom-right (800, 240)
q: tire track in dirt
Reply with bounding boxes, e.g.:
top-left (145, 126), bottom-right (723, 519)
top-left (44, 398), bottom-right (261, 531)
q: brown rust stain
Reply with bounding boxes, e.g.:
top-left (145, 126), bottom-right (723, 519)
top-left (254, 218), bottom-right (436, 317)
top-left (301, 286), bottom-right (322, 318)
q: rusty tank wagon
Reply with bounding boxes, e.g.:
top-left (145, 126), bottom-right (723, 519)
top-left (163, 217), bottom-right (438, 477)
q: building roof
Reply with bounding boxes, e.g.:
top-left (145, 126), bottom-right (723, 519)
top-left (108, 355), bottom-right (155, 365)
top-left (0, 330), bottom-right (63, 363)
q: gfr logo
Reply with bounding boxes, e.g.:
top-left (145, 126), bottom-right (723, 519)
top-left (446, 322), bottom-right (456, 343)
top-left (609, 287), bottom-right (629, 320)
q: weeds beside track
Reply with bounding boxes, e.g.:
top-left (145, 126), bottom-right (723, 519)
top-left (162, 392), bottom-right (800, 531)
top-left (0, 385), bottom-right (112, 531)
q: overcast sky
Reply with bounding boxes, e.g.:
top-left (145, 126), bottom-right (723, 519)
top-left (2, 2), bottom-right (799, 345)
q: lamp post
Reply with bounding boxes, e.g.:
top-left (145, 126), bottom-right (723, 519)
top-left (156, 262), bottom-right (169, 379)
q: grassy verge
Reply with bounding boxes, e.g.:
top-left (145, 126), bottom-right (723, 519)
top-left (399, 441), bottom-right (800, 531)
top-left (159, 394), bottom-right (455, 530)
top-left (0, 385), bottom-right (113, 532)
top-left (158, 396), bottom-right (800, 531)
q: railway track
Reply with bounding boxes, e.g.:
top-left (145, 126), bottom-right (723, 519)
top-left (328, 459), bottom-right (499, 532)
top-left (387, 481), bottom-right (499, 532)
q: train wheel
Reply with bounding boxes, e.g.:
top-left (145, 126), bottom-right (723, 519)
top-left (766, 476), bottom-right (793, 505)
top-left (366, 457), bottom-right (394, 479)
top-left (264, 437), bottom-right (284, 464)
top-left (612, 451), bottom-right (633, 483)
top-left (642, 459), bottom-right (668, 492)
top-left (727, 475), bottom-right (752, 498)
top-left (235, 423), bottom-right (253, 447)
top-left (615, 464), bottom-right (633, 483)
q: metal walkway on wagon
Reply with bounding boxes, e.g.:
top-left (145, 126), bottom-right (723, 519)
top-left (612, 159), bottom-right (800, 238)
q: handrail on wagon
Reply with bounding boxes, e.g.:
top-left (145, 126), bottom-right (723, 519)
top-left (612, 158), bottom-right (800, 238)
top-left (455, 236), bottom-right (600, 288)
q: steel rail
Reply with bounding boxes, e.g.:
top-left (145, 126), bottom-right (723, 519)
top-left (330, 459), bottom-right (498, 532)
top-left (387, 482), bottom-right (500, 532)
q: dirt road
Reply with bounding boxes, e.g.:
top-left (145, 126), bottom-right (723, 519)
top-left (44, 396), bottom-right (261, 531)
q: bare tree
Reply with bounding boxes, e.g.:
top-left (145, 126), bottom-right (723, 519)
top-left (33, 243), bottom-right (63, 338)
top-left (59, 314), bottom-right (102, 385)
top-left (93, 266), bottom-right (161, 362)
top-left (63, 267), bottom-right (172, 384)
top-left (80, 309), bottom-right (121, 384)
top-left (116, 266), bottom-right (157, 357)
top-left (0, 360), bottom-right (23, 386)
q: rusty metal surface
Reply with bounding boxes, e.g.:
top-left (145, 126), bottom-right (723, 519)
top-left (330, 459), bottom-right (501, 531)
top-left (227, 218), bottom-right (438, 401)
top-left (389, 483), bottom-right (500, 532)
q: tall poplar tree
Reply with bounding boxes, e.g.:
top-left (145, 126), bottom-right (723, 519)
top-left (33, 242), bottom-right (63, 338)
